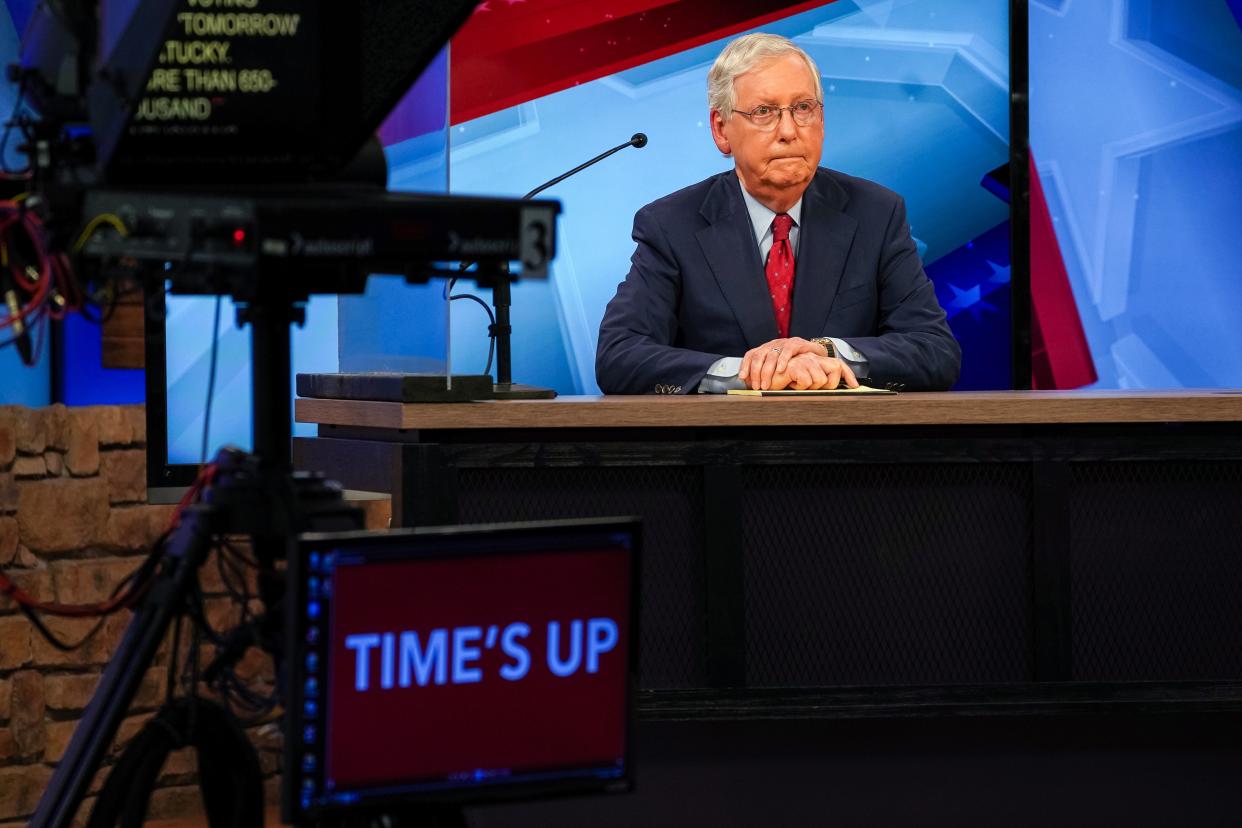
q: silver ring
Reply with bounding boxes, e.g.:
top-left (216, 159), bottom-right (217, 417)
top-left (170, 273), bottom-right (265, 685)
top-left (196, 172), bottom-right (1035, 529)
top-left (772, 347), bottom-right (781, 353)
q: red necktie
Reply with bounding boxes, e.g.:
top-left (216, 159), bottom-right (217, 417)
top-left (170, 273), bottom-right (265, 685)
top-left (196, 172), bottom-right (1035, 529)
top-left (766, 213), bottom-right (795, 338)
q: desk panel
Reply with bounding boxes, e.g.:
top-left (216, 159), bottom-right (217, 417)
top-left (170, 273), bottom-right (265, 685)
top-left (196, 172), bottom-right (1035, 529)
top-left (295, 392), bottom-right (1242, 714)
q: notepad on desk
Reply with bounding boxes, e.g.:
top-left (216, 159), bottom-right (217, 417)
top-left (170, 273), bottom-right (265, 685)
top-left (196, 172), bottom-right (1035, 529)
top-left (727, 386), bottom-right (897, 396)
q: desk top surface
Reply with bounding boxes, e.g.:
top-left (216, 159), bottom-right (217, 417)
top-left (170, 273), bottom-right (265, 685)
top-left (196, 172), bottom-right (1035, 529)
top-left (295, 389), bottom-right (1242, 431)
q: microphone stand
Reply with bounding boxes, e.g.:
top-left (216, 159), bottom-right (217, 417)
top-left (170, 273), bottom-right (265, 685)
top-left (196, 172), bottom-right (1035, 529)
top-left (490, 133), bottom-right (647, 400)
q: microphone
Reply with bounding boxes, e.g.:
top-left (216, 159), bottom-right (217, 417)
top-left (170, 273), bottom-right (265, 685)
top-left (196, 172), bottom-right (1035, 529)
top-left (521, 132), bottom-right (648, 200)
top-left (460, 132), bottom-right (649, 400)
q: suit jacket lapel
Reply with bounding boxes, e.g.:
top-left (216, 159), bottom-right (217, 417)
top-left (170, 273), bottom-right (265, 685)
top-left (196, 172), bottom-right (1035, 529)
top-left (695, 173), bottom-right (779, 346)
top-left (789, 172), bottom-right (858, 338)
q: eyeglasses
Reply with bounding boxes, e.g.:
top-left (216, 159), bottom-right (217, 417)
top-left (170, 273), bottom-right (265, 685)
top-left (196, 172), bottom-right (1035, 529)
top-left (732, 100), bottom-right (823, 130)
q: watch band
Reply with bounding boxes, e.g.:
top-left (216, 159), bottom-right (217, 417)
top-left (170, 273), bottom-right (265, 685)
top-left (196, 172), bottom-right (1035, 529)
top-left (810, 337), bottom-right (836, 359)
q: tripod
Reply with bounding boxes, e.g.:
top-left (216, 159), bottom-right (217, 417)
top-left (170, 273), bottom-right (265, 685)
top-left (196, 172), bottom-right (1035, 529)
top-left (29, 283), bottom-right (365, 828)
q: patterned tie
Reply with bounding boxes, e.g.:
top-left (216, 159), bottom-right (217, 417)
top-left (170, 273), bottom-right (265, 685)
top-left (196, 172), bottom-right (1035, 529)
top-left (766, 213), bottom-right (796, 338)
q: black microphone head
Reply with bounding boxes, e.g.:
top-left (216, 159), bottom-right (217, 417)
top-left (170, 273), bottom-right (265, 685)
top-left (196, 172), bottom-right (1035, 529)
top-left (630, 132), bottom-right (648, 148)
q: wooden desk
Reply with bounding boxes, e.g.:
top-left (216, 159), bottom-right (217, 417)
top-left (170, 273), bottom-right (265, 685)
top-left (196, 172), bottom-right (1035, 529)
top-left (295, 391), bottom-right (1242, 718)
top-left (296, 389), bottom-right (1242, 430)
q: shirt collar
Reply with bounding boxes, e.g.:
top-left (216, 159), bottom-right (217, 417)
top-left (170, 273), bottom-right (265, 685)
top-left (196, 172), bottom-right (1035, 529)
top-left (738, 182), bottom-right (803, 245)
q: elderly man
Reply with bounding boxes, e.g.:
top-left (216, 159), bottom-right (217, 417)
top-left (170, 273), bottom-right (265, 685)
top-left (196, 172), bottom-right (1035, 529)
top-left (595, 33), bottom-right (960, 394)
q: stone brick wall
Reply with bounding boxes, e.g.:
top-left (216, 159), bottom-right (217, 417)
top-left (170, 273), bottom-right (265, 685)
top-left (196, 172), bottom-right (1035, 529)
top-left (0, 404), bottom-right (286, 826)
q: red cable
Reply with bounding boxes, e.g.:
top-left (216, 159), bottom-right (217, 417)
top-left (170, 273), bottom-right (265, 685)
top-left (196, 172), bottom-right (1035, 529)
top-left (0, 463), bottom-right (220, 617)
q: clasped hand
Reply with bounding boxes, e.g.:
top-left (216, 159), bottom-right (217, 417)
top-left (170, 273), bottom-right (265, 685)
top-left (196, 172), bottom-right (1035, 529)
top-left (738, 337), bottom-right (859, 391)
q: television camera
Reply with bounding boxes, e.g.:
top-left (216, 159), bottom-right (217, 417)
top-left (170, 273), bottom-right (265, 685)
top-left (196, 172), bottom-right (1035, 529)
top-left (0, 3), bottom-right (627, 827)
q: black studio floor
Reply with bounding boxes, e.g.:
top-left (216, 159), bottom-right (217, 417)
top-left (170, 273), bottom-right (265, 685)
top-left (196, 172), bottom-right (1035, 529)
top-left (469, 713), bottom-right (1242, 827)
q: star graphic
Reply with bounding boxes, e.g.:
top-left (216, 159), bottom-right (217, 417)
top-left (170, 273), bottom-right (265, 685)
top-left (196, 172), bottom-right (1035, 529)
top-left (947, 283), bottom-right (980, 310)
top-left (942, 282), bottom-right (1000, 321)
top-left (1031, 0), bottom-right (1242, 320)
top-left (985, 260), bottom-right (1011, 284)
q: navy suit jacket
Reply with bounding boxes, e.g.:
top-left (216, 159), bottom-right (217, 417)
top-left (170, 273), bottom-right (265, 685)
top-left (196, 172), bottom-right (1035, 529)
top-left (595, 168), bottom-right (961, 394)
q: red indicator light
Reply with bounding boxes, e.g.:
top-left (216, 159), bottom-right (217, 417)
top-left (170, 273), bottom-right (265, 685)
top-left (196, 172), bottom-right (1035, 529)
top-left (232, 228), bottom-right (247, 247)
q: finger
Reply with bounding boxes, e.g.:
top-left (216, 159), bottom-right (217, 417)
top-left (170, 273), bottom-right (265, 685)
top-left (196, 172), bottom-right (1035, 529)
top-left (745, 351), bottom-right (773, 390)
top-left (742, 340), bottom-right (781, 380)
top-left (822, 359), bottom-right (843, 390)
top-left (806, 358), bottom-right (830, 389)
top-left (769, 369), bottom-right (793, 391)
top-left (760, 349), bottom-right (783, 390)
top-left (840, 361), bottom-right (859, 389)
top-left (746, 349), bottom-right (770, 389)
top-left (788, 354), bottom-right (824, 390)
top-left (739, 348), bottom-right (756, 381)
top-left (788, 362), bottom-right (810, 390)
top-left (775, 338), bottom-right (809, 374)
top-left (749, 350), bottom-right (770, 389)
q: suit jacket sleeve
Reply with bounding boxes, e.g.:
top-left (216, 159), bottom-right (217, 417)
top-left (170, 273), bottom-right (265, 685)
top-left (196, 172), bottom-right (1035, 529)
top-left (595, 206), bottom-right (723, 394)
top-left (842, 196), bottom-right (962, 391)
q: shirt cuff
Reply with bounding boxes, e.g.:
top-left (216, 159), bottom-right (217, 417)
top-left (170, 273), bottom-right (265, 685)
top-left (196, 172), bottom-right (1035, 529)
top-left (697, 356), bottom-right (746, 393)
top-left (830, 338), bottom-right (869, 378)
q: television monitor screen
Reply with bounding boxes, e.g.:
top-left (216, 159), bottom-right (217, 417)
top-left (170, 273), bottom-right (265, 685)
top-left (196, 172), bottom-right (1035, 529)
top-left (92, 0), bottom-right (476, 185)
top-left (285, 518), bottom-right (640, 821)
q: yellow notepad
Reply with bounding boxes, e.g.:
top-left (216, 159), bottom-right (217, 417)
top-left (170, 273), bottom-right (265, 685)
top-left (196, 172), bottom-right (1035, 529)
top-left (727, 386), bottom-right (897, 396)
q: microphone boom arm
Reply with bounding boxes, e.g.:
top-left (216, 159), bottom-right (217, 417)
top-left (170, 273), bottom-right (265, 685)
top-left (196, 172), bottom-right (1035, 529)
top-left (521, 133), bottom-right (647, 200)
top-left (489, 133), bottom-right (647, 399)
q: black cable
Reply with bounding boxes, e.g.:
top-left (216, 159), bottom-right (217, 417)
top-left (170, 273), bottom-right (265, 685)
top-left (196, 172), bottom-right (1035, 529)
top-left (0, 73), bottom-right (30, 176)
top-left (17, 604), bottom-right (105, 651)
top-left (187, 588), bottom-right (227, 649)
top-left (10, 537), bottom-right (169, 651)
top-left (450, 291), bottom-right (495, 322)
top-left (166, 613), bottom-right (183, 704)
top-left (200, 295), bottom-right (222, 464)
top-left (448, 263), bottom-right (504, 375)
top-left (86, 698), bottom-right (264, 828)
top-left (213, 541), bottom-right (249, 609)
top-left (221, 538), bottom-right (259, 569)
top-left (186, 615), bottom-right (202, 736)
top-left (217, 668), bottom-right (278, 719)
top-left (450, 289), bottom-right (498, 376)
top-left (200, 536), bottom-right (281, 719)
top-left (95, 280), bottom-right (123, 322)
top-left (0, 318), bottom-right (44, 352)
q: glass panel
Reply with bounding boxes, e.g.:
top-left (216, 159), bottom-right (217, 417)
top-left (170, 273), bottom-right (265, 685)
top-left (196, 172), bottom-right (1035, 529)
top-left (336, 47), bottom-right (451, 376)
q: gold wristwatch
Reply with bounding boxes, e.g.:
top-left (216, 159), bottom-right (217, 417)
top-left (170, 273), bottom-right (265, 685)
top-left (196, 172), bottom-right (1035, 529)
top-left (810, 337), bottom-right (836, 359)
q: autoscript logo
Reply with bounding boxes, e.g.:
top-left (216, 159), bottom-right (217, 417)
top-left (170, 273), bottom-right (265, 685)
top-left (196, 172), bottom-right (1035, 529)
top-left (448, 230), bottom-right (513, 257)
top-left (290, 232), bottom-right (375, 257)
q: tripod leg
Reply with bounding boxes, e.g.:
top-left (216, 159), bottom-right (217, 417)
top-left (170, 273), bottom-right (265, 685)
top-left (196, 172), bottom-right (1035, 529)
top-left (27, 506), bottom-right (218, 828)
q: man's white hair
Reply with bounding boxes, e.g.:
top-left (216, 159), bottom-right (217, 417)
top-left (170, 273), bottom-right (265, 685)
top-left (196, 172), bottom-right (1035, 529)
top-left (707, 33), bottom-right (823, 118)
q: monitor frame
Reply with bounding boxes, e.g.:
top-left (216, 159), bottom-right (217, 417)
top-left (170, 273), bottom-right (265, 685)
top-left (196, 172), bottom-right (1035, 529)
top-left (283, 517), bottom-right (642, 823)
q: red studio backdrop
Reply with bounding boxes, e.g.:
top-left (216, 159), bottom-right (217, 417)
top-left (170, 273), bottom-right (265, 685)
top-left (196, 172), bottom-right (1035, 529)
top-left (449, 0), bottom-right (834, 124)
top-left (324, 547), bottom-right (632, 789)
top-left (1029, 154), bottom-right (1096, 389)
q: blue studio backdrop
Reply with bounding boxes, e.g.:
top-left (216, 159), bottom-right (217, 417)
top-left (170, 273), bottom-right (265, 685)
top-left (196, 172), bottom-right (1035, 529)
top-left (3, 1), bottom-right (1240, 460)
